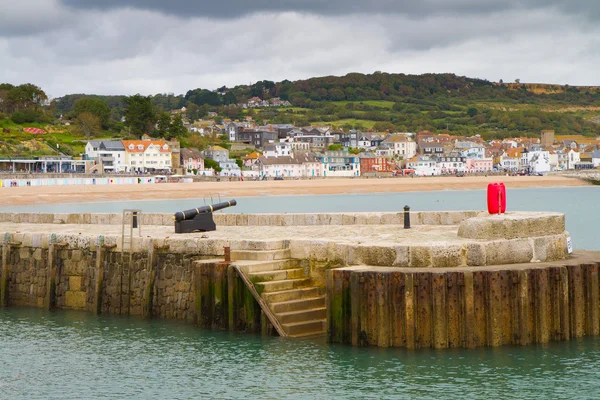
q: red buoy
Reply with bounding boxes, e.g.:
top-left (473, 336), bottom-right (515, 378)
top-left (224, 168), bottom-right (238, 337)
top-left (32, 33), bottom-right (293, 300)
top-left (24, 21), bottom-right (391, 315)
top-left (487, 182), bottom-right (506, 214)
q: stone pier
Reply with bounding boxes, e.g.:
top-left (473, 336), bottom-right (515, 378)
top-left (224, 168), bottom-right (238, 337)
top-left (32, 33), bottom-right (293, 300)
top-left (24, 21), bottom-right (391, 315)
top-left (0, 210), bottom-right (596, 348)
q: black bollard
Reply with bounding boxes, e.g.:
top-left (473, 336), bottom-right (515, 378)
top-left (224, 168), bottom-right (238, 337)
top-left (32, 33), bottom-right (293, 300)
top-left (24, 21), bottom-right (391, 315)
top-left (132, 211), bottom-right (138, 228)
top-left (404, 205), bottom-right (410, 229)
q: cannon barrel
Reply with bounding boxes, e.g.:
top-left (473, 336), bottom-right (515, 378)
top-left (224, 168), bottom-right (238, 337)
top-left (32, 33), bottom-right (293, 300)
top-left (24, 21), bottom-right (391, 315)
top-left (173, 199), bottom-right (237, 222)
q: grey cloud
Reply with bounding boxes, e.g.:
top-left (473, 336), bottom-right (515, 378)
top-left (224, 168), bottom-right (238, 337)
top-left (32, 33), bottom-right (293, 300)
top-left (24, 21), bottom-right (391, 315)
top-left (59, 0), bottom-right (599, 19)
top-left (0, 0), bottom-right (69, 36)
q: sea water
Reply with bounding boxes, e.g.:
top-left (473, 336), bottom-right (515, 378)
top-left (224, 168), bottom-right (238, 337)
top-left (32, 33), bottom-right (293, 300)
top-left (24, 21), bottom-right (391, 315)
top-left (1, 186), bottom-right (598, 250)
top-left (1, 307), bottom-right (599, 399)
top-left (2, 187), bottom-right (600, 399)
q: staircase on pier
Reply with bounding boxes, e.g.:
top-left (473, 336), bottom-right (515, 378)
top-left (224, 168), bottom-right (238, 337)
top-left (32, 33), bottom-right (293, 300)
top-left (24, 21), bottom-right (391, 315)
top-left (232, 247), bottom-right (326, 338)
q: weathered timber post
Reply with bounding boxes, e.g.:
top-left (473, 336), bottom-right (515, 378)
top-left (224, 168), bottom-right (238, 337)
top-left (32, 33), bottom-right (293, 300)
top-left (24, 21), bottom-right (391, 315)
top-left (568, 264), bottom-right (585, 338)
top-left (585, 263), bottom-right (599, 336)
top-left (1, 233), bottom-right (12, 308)
top-left (463, 271), bottom-right (475, 348)
top-left (326, 269), bottom-right (334, 342)
top-left (404, 273), bottom-right (415, 349)
top-left (350, 272), bottom-right (360, 346)
top-left (227, 265), bottom-right (237, 331)
top-left (517, 270), bottom-right (530, 345)
top-left (376, 272), bottom-right (390, 347)
top-left (432, 272), bottom-right (448, 349)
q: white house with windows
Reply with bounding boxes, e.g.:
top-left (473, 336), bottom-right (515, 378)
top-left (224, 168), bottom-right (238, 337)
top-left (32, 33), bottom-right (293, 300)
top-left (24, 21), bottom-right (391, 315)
top-left (567, 149), bottom-right (580, 170)
top-left (257, 153), bottom-right (322, 178)
top-left (263, 142), bottom-right (292, 158)
top-left (406, 155), bottom-right (440, 176)
top-left (521, 150), bottom-right (551, 173)
top-left (380, 134), bottom-right (417, 159)
top-left (499, 154), bottom-right (520, 171)
top-left (85, 140), bottom-right (126, 173)
top-left (122, 140), bottom-right (172, 173)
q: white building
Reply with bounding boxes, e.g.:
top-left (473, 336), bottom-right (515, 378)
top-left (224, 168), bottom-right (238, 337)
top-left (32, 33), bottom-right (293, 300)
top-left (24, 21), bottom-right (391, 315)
top-left (521, 150), bottom-right (551, 173)
top-left (85, 140), bottom-right (127, 173)
top-left (257, 153), bottom-right (322, 178)
top-left (219, 159), bottom-right (242, 177)
top-left (318, 151), bottom-right (361, 177)
top-left (122, 139), bottom-right (172, 173)
top-left (567, 149), bottom-right (580, 170)
top-left (380, 134), bottom-right (417, 160)
top-left (407, 156), bottom-right (440, 176)
top-left (499, 155), bottom-right (520, 171)
top-left (593, 150), bottom-right (600, 168)
top-left (437, 156), bottom-right (466, 173)
top-left (263, 142), bottom-right (292, 158)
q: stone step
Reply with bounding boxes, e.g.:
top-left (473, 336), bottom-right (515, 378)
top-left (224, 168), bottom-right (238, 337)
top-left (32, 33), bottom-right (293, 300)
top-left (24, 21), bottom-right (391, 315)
top-left (248, 268), bottom-right (306, 282)
top-left (282, 319), bottom-right (326, 337)
top-left (255, 278), bottom-right (311, 293)
top-left (232, 239), bottom-right (289, 251)
top-left (239, 259), bottom-right (301, 273)
top-left (270, 296), bottom-right (326, 314)
top-left (261, 287), bottom-right (325, 303)
top-left (276, 307), bottom-right (326, 324)
top-left (231, 249), bottom-right (291, 261)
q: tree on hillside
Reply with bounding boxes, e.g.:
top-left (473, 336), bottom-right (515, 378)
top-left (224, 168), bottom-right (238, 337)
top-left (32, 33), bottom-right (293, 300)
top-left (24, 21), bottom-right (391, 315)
top-left (373, 121), bottom-right (396, 132)
top-left (72, 97), bottom-right (111, 128)
top-left (168, 113), bottom-right (188, 140)
top-left (156, 112), bottom-right (171, 137)
top-left (0, 83), bottom-right (47, 114)
top-left (124, 94), bottom-right (156, 136)
top-left (185, 89), bottom-right (222, 107)
top-left (74, 112), bottom-right (101, 139)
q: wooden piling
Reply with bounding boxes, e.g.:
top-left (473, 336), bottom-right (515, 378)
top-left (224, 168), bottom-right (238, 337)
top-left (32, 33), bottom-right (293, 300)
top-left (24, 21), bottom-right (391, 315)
top-left (432, 273), bottom-right (447, 349)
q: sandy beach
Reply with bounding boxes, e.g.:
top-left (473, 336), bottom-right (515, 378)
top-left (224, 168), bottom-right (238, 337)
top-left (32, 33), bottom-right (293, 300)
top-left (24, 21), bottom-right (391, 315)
top-left (0, 175), bottom-right (589, 206)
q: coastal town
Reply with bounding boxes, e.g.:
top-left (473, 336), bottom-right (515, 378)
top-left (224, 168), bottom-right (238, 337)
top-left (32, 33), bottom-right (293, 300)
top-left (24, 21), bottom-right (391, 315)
top-left (1, 119), bottom-right (599, 182)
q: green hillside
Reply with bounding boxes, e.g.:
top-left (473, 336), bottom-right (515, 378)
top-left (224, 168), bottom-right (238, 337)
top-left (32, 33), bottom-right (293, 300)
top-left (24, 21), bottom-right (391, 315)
top-left (2, 73), bottom-right (600, 157)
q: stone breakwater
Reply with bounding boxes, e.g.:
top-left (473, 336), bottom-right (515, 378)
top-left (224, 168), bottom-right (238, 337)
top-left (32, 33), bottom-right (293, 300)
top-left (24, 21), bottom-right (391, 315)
top-left (0, 210), bottom-right (596, 348)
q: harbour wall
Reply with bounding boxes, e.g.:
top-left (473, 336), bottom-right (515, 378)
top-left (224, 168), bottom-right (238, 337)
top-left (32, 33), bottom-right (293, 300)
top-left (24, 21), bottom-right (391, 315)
top-left (0, 210), bottom-right (590, 348)
top-left (0, 234), bottom-right (269, 334)
top-left (327, 261), bottom-right (600, 348)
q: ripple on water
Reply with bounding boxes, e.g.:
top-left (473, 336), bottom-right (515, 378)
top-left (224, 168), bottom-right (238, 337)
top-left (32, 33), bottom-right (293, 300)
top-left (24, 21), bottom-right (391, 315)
top-left (2, 308), bottom-right (600, 399)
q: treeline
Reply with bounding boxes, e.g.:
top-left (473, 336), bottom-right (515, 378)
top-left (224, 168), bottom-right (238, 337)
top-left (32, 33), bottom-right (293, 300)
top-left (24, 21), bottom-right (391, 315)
top-left (52, 72), bottom-right (600, 119)
top-left (0, 83), bottom-right (51, 124)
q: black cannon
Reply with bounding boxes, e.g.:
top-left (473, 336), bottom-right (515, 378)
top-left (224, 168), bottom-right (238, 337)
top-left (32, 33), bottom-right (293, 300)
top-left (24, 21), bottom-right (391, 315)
top-left (173, 200), bottom-right (237, 233)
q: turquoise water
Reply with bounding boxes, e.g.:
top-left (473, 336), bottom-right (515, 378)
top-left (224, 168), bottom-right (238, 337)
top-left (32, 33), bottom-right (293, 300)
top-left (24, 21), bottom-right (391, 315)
top-left (2, 308), bottom-right (600, 400)
top-left (1, 186), bottom-right (599, 250)
top-left (2, 188), bottom-right (600, 398)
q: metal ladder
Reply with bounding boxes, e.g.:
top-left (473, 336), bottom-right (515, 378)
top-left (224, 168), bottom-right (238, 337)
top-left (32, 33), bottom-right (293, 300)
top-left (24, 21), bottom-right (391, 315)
top-left (121, 209), bottom-right (142, 314)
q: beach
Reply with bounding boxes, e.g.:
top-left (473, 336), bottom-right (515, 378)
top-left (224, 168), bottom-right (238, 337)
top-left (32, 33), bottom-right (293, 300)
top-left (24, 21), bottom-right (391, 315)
top-left (0, 175), bottom-right (589, 206)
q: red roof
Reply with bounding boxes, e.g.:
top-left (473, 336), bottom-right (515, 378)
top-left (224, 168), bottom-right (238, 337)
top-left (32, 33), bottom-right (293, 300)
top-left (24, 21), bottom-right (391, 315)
top-left (23, 128), bottom-right (46, 135)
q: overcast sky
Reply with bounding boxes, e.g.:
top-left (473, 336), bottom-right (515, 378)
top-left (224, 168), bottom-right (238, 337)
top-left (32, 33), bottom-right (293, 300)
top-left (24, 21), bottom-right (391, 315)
top-left (1, 0), bottom-right (598, 98)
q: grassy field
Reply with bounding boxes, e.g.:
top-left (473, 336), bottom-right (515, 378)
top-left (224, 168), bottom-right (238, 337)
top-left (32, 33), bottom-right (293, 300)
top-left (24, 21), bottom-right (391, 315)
top-left (332, 100), bottom-right (396, 109)
top-left (320, 119), bottom-right (378, 129)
